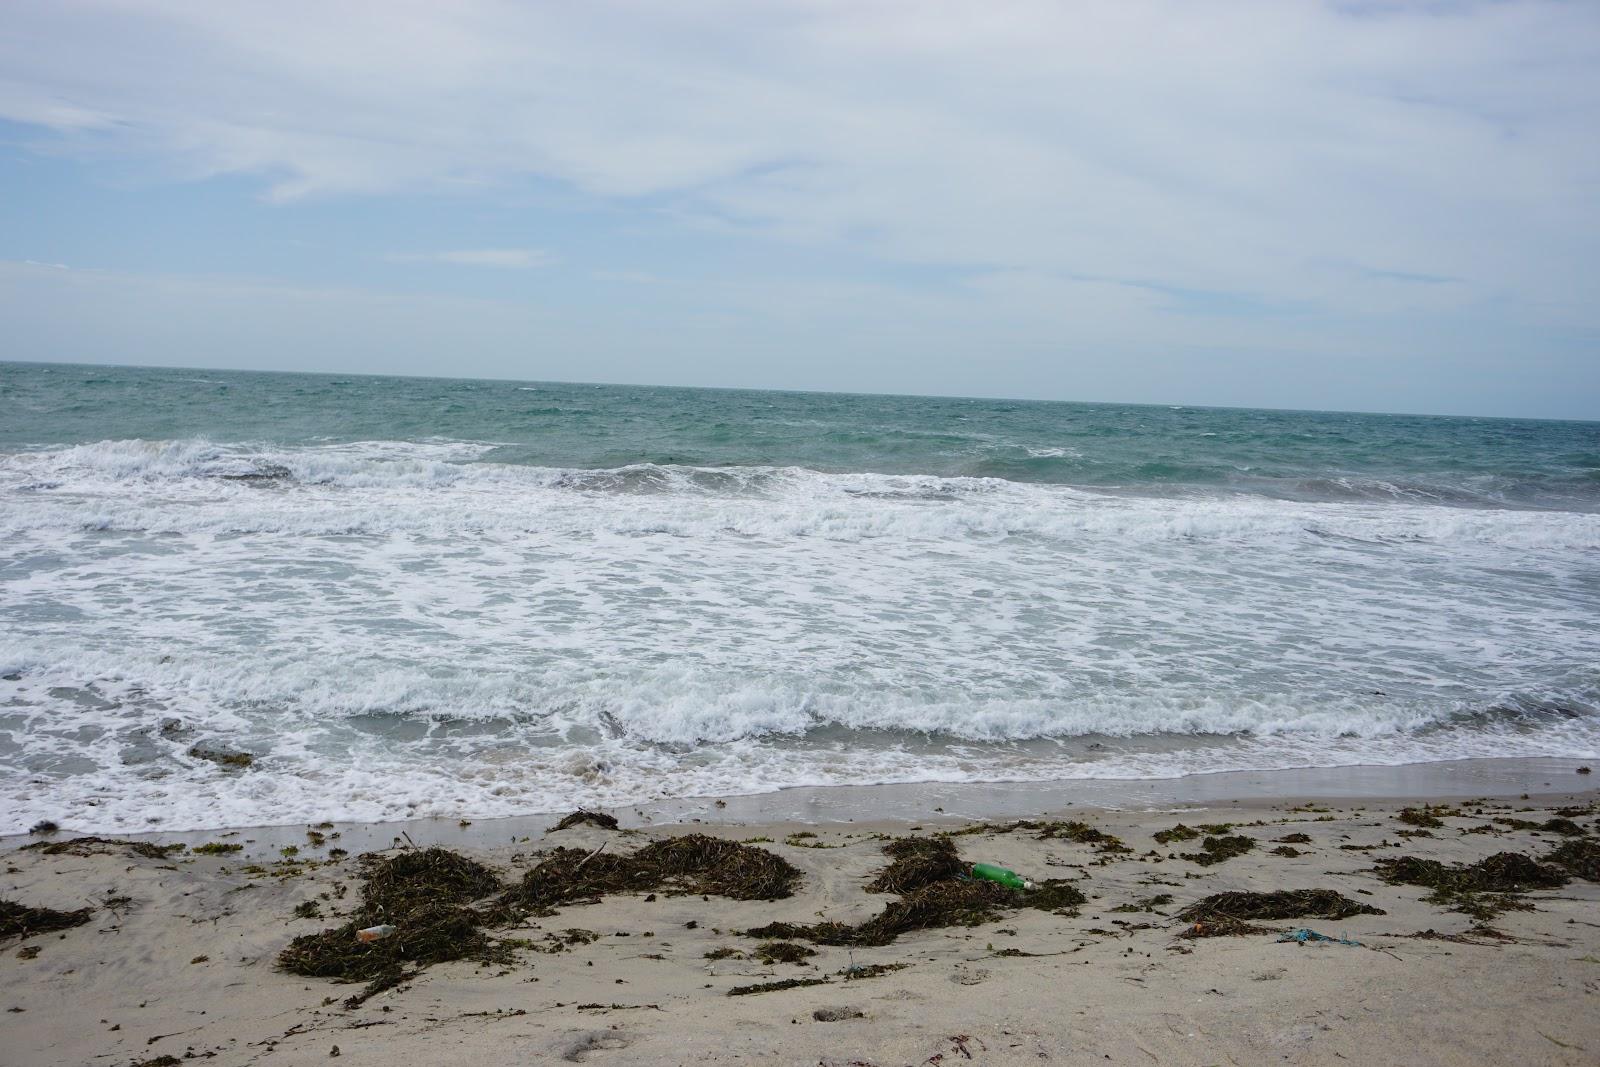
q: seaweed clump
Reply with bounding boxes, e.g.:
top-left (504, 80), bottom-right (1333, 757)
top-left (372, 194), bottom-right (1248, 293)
top-left (548, 810), bottom-right (620, 833)
top-left (1180, 835), bottom-right (1256, 867)
top-left (753, 941), bottom-right (816, 965)
top-left (865, 836), bottom-right (962, 894)
top-left (360, 848), bottom-right (501, 921)
top-left (277, 848), bottom-right (511, 1003)
top-left (1373, 851), bottom-right (1568, 920)
top-left (1396, 805), bottom-right (1460, 828)
top-left (279, 901), bottom-right (507, 1005)
top-left (727, 976), bottom-right (829, 997)
top-left (748, 878), bottom-right (1016, 948)
top-left (501, 834), bottom-right (801, 915)
top-left (1543, 839), bottom-right (1600, 882)
top-left (1179, 889), bottom-right (1384, 925)
top-left (1153, 824), bottom-right (1201, 845)
top-left (1, 899), bottom-right (93, 940)
top-left (20, 837), bottom-right (184, 861)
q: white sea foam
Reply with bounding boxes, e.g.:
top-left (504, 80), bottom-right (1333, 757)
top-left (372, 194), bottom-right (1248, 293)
top-left (2, 438), bottom-right (1598, 832)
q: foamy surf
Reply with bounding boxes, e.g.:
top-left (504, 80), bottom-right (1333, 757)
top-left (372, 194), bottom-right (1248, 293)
top-left (2, 364), bottom-right (1597, 833)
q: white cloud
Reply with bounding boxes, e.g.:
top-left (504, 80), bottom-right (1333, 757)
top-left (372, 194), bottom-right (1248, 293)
top-left (0, 0), bottom-right (1596, 408)
top-left (388, 248), bottom-right (555, 268)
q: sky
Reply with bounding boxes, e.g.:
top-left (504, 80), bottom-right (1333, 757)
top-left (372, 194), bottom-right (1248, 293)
top-left (1, 1), bottom-right (1597, 418)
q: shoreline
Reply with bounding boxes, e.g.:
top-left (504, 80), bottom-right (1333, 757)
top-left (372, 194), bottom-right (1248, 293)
top-left (4, 755), bottom-right (1592, 861)
top-left (3, 781), bottom-right (1597, 1065)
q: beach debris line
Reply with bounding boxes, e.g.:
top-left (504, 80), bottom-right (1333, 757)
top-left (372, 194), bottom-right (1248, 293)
top-left (19, 836), bottom-right (184, 861)
top-left (1174, 888), bottom-right (1383, 939)
top-left (1153, 822), bottom-right (1236, 844)
top-left (1, 898), bottom-right (94, 940)
top-left (950, 819), bottom-right (1131, 854)
top-left (1491, 816), bottom-right (1587, 836)
top-left (1373, 851), bottom-right (1569, 921)
top-left (742, 835), bottom-right (1084, 948)
top-left (280, 834), bottom-right (802, 1001)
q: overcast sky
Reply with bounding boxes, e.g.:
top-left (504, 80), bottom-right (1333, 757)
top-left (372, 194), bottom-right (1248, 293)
top-left (2, 1), bottom-right (1597, 417)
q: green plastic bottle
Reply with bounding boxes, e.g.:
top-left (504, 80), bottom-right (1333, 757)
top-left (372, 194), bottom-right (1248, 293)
top-left (970, 863), bottom-right (1032, 890)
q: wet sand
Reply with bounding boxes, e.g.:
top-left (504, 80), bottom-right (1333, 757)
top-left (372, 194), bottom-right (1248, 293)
top-left (2, 778), bottom-right (1598, 1066)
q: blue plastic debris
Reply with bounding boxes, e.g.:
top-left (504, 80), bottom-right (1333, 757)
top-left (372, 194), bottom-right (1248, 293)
top-left (1278, 928), bottom-right (1362, 946)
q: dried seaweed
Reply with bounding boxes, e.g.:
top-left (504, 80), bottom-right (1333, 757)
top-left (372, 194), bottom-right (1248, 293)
top-left (1, 899), bottom-right (93, 940)
top-left (747, 879), bottom-right (1018, 947)
top-left (501, 834), bottom-right (801, 914)
top-left (1035, 821), bottom-right (1131, 852)
top-left (1021, 879), bottom-right (1087, 915)
top-left (1275, 833), bottom-right (1313, 844)
top-left (548, 810), bottom-right (620, 833)
top-left (279, 901), bottom-right (512, 985)
top-left (753, 941), bottom-right (816, 965)
top-left (1543, 839), bottom-right (1600, 882)
top-left (360, 848), bottom-right (500, 920)
top-left (1374, 851), bottom-right (1568, 920)
top-left (20, 836), bottom-right (184, 860)
top-left (278, 847), bottom-right (513, 988)
top-left (1110, 893), bottom-right (1174, 914)
top-left (950, 819), bottom-right (1130, 853)
top-left (727, 976), bottom-right (829, 996)
top-left (1178, 889), bottom-right (1384, 925)
top-left (1153, 824), bottom-right (1202, 844)
top-left (1270, 846), bottom-right (1303, 857)
top-left (342, 965), bottom-right (416, 1009)
top-left (1397, 926), bottom-right (1516, 946)
top-left (1176, 917), bottom-right (1269, 939)
top-left (1494, 817), bottom-right (1586, 836)
top-left (864, 836), bottom-right (962, 894)
top-left (1373, 852), bottom-right (1567, 894)
top-left (1179, 835), bottom-right (1256, 867)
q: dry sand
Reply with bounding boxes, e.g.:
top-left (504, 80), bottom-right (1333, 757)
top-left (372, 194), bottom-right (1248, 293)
top-left (3, 788), bottom-right (1599, 1067)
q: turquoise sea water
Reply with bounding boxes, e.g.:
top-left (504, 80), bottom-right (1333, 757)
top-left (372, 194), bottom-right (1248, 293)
top-left (2, 361), bottom-right (1598, 832)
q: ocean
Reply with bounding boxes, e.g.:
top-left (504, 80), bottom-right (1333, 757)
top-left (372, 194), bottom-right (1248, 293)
top-left (2, 361), bottom-right (1598, 834)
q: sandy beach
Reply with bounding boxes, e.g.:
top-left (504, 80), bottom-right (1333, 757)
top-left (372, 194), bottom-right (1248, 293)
top-left (4, 776), bottom-right (1598, 1067)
